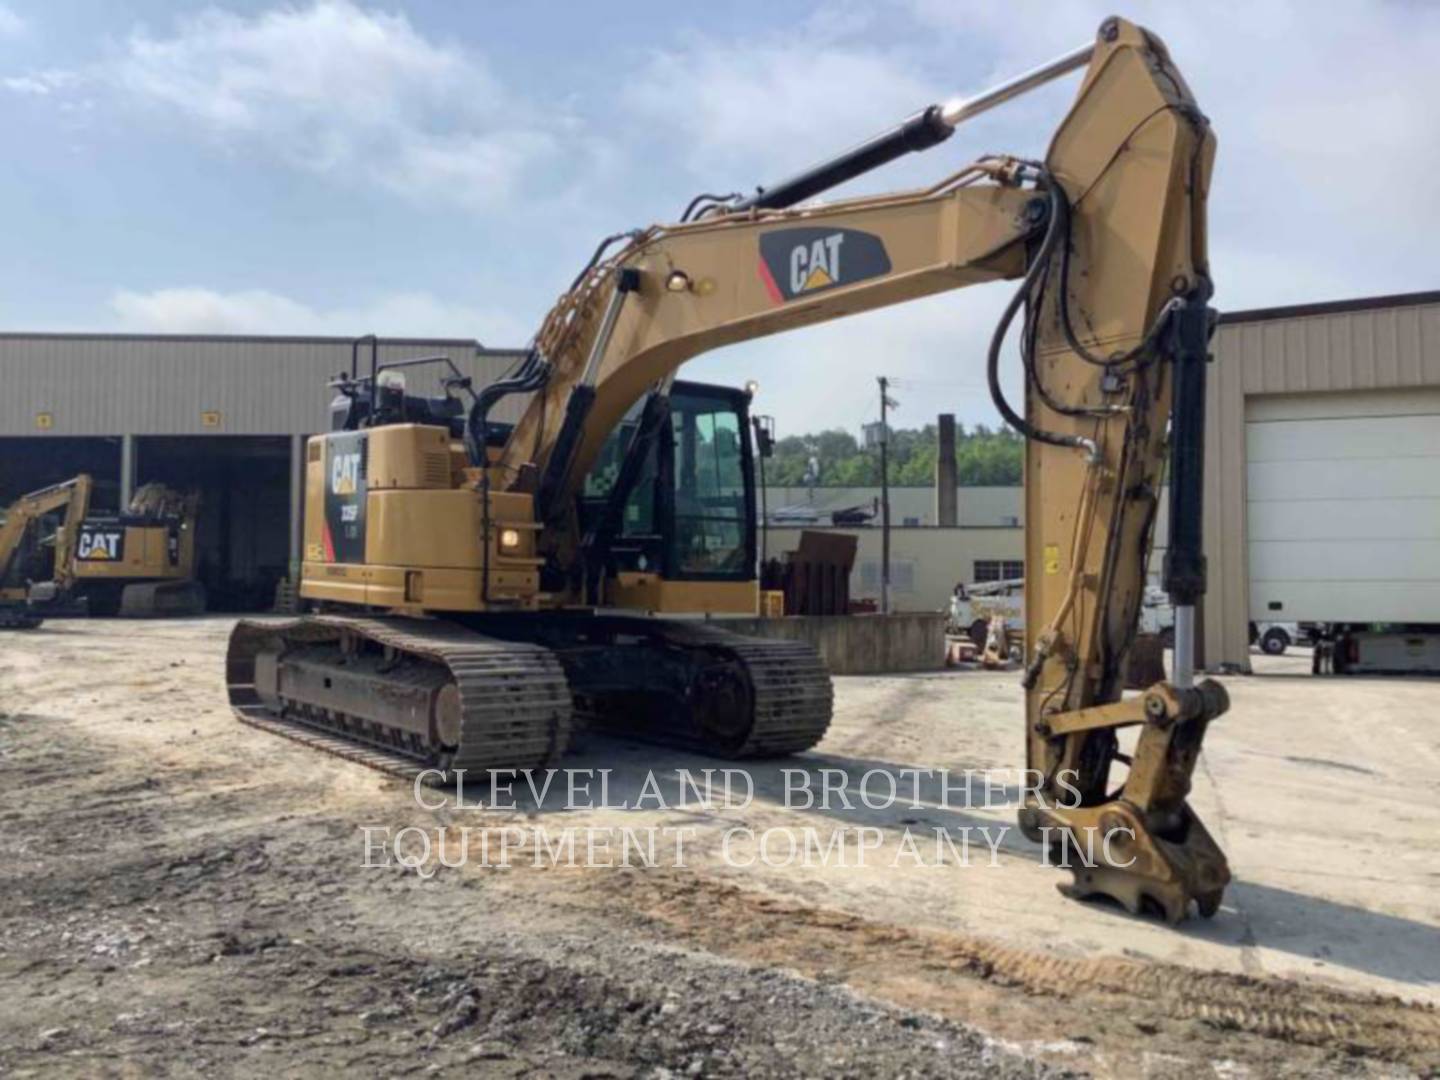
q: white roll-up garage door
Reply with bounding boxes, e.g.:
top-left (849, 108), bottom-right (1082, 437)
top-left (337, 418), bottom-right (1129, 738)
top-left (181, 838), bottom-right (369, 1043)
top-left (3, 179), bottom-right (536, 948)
top-left (1246, 389), bottom-right (1440, 623)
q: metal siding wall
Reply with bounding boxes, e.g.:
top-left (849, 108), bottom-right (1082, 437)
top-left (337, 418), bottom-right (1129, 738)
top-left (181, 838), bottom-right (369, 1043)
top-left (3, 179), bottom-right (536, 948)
top-left (1205, 330), bottom-right (1250, 670)
top-left (761, 485), bottom-right (1023, 527)
top-left (0, 336), bottom-right (527, 437)
top-left (1209, 298), bottom-right (1440, 669)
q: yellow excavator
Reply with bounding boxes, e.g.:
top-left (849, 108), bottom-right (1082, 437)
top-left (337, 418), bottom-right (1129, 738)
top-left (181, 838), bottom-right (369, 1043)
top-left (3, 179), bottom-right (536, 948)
top-left (0, 476), bottom-right (92, 629)
top-left (228, 16), bottom-right (1230, 921)
top-left (0, 474), bottom-right (205, 626)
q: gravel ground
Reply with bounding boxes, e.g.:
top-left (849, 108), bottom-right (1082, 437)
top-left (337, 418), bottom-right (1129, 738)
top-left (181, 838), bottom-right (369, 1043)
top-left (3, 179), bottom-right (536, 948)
top-left (1, 619), bottom-right (1436, 1078)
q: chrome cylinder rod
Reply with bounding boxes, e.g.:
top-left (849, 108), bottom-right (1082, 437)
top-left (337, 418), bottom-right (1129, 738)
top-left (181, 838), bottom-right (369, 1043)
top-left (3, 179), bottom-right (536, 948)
top-left (939, 43), bottom-right (1094, 129)
top-left (580, 273), bottom-right (634, 387)
top-left (1172, 605), bottom-right (1196, 689)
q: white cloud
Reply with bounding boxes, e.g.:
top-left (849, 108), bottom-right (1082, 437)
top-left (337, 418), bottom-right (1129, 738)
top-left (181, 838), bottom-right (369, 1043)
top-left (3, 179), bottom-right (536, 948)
top-left (0, 5), bottom-right (26, 39)
top-left (108, 285), bottom-right (531, 344)
top-left (114, 0), bottom-right (568, 207)
top-left (8, 1), bottom-right (583, 210)
top-left (623, 37), bottom-right (933, 183)
top-left (641, 2), bottom-right (1440, 432)
top-left (11, 2), bottom-right (1440, 437)
top-left (2, 70), bottom-right (74, 95)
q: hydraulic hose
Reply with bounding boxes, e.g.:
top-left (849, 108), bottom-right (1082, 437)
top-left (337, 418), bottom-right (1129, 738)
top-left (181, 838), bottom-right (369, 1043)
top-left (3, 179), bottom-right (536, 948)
top-left (569, 230), bottom-right (644, 291)
top-left (1052, 175), bottom-right (1178, 371)
top-left (1021, 258), bottom-right (1122, 419)
top-left (680, 192), bottom-right (741, 222)
top-left (986, 173), bottom-right (1098, 461)
top-left (464, 350), bottom-right (549, 467)
top-left (467, 349), bottom-right (551, 605)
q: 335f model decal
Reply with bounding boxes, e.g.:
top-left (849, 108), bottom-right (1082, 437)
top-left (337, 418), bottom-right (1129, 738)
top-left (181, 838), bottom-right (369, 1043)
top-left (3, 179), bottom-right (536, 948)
top-left (757, 227), bottom-right (891, 303)
top-left (322, 433), bottom-right (368, 563)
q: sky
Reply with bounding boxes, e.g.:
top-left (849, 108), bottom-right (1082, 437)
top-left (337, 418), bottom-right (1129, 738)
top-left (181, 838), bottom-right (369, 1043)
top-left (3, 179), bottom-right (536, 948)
top-left (1, 0), bottom-right (1437, 436)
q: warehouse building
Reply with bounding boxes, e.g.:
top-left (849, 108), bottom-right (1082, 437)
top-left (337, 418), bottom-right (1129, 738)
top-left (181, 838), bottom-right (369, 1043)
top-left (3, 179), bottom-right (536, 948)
top-left (756, 290), bottom-right (1440, 670)
top-left (759, 485), bottom-right (1021, 528)
top-left (755, 487), bottom-right (1025, 612)
top-left (1194, 288), bottom-right (1440, 670)
top-left (0, 334), bottom-right (525, 610)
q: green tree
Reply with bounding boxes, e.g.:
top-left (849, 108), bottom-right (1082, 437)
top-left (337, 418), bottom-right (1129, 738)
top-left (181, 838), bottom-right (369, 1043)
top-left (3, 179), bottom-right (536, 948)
top-left (767, 421), bottom-right (1022, 487)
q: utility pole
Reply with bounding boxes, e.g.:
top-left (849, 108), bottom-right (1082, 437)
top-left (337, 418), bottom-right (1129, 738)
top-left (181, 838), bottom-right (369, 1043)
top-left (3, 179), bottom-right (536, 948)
top-left (878, 376), bottom-right (894, 615)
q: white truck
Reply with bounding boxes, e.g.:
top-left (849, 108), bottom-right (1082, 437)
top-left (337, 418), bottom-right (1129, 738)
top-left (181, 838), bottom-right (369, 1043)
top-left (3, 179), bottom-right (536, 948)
top-left (952, 581), bottom-right (1178, 650)
top-left (948, 579), bottom-right (1024, 647)
top-left (1145, 589), bottom-right (1305, 658)
top-left (1248, 620), bottom-right (1302, 657)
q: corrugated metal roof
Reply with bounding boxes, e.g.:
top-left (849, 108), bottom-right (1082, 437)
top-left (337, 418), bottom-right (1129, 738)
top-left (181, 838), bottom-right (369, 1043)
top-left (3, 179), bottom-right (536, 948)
top-left (1218, 299), bottom-right (1440, 396)
top-left (0, 334), bottom-right (530, 437)
top-left (1219, 288), bottom-right (1440, 325)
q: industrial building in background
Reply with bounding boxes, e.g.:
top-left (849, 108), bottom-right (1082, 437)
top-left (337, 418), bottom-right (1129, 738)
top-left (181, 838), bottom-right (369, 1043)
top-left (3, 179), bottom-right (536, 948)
top-left (1200, 289), bottom-right (1440, 673)
top-left (1, 290), bottom-right (1436, 670)
top-left (765, 289), bottom-right (1440, 672)
top-left (0, 334), bottom-right (525, 612)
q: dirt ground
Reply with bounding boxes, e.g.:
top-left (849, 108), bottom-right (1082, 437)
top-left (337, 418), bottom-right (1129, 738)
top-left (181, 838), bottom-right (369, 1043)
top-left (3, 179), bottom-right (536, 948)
top-left (2, 618), bottom-right (1437, 1078)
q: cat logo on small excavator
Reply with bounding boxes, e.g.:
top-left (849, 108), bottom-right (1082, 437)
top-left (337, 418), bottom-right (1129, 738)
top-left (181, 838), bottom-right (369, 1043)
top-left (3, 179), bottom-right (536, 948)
top-left (76, 527), bottom-right (124, 561)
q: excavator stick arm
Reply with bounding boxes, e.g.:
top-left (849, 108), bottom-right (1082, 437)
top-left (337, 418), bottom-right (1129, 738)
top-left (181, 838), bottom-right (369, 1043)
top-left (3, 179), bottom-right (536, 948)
top-left (1012, 20), bottom-right (1228, 920)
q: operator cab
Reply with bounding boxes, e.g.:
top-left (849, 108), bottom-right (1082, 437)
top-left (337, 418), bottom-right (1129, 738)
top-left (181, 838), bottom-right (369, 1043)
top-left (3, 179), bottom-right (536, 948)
top-left (580, 381), bottom-right (758, 586)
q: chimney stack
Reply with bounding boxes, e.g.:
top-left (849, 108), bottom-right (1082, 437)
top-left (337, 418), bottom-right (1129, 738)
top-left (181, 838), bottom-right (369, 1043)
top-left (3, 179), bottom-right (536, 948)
top-left (936, 413), bottom-right (958, 526)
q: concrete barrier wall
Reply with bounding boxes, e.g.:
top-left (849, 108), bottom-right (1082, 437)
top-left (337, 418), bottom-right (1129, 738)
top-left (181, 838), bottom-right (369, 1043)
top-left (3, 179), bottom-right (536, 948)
top-left (719, 613), bottom-right (947, 675)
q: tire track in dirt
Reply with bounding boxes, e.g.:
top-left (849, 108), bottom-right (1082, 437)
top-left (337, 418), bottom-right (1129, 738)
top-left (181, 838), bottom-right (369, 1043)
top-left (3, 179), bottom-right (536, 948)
top-left (588, 869), bottom-right (1440, 1072)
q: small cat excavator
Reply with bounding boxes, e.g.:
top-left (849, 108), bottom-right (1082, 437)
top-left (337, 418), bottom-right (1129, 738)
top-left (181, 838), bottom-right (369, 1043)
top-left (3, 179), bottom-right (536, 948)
top-left (0, 475), bottom-right (92, 628)
top-left (0, 474), bottom-right (204, 625)
top-left (229, 16), bottom-right (1230, 922)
